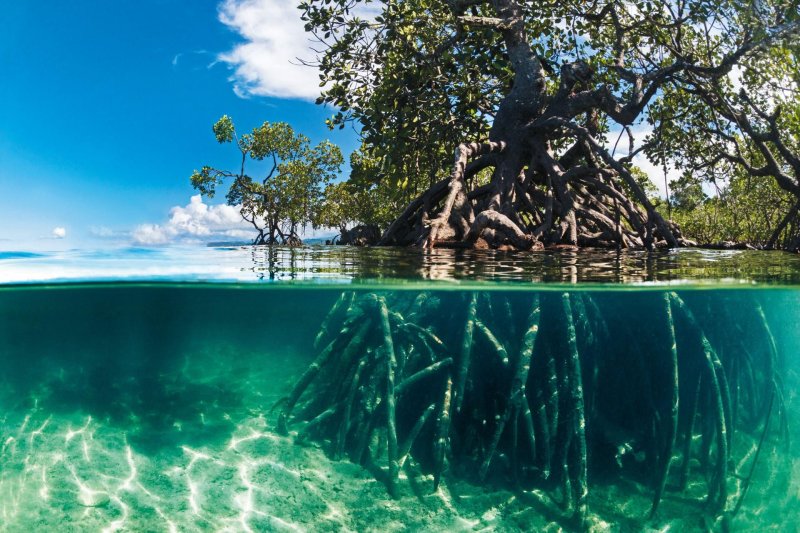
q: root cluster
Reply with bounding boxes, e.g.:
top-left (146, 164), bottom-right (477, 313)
top-left (377, 136), bottom-right (688, 251)
top-left (276, 290), bottom-right (786, 528)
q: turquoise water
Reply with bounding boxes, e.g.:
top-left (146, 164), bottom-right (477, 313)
top-left (1, 247), bottom-right (799, 531)
top-left (3, 245), bottom-right (800, 285)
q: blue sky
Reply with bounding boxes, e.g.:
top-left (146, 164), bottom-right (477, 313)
top-left (0, 0), bottom-right (359, 249)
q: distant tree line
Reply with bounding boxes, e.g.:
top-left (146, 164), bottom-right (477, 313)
top-left (664, 169), bottom-right (797, 249)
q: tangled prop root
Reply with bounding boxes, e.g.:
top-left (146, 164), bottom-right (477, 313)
top-left (275, 290), bottom-right (787, 529)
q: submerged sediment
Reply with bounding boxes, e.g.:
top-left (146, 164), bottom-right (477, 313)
top-left (0, 285), bottom-right (796, 531)
top-left (280, 289), bottom-right (795, 531)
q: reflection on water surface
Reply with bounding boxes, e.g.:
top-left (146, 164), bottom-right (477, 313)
top-left (1, 245), bottom-right (800, 286)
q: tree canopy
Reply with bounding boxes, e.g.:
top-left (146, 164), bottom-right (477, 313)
top-left (667, 166), bottom-right (796, 247)
top-left (302, 0), bottom-right (800, 250)
top-left (191, 116), bottom-right (343, 245)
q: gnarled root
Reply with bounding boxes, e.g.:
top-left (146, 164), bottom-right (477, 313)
top-left (379, 132), bottom-right (687, 251)
top-left (279, 290), bottom-right (785, 526)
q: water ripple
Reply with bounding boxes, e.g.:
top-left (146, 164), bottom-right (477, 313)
top-left (0, 245), bottom-right (799, 286)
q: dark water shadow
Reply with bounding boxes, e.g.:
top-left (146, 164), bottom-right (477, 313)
top-left (38, 366), bottom-right (244, 454)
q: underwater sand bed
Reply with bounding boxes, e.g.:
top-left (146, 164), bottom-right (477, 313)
top-left (0, 403), bottom-right (563, 531)
top-left (1, 403), bottom-right (795, 532)
top-left (0, 341), bottom-right (528, 532)
top-left (0, 285), bottom-right (798, 531)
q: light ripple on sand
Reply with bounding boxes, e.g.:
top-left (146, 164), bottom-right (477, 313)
top-left (0, 408), bottom-right (522, 532)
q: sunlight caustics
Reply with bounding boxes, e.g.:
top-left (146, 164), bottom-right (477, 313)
top-left (0, 276), bottom-right (797, 531)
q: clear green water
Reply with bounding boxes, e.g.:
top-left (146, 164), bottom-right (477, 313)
top-left (0, 282), bottom-right (797, 532)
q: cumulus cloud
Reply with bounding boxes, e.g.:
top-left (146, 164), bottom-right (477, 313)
top-left (52, 227), bottom-right (66, 239)
top-left (132, 195), bottom-right (256, 245)
top-left (131, 224), bottom-right (172, 246)
top-left (631, 154), bottom-right (680, 198)
top-left (216, 0), bottom-right (379, 100)
top-left (217, 0), bottom-right (321, 100)
top-left (729, 65), bottom-right (744, 93)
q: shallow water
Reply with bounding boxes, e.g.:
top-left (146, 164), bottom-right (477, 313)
top-left (0, 277), bottom-right (798, 532)
top-left (2, 245), bottom-right (800, 285)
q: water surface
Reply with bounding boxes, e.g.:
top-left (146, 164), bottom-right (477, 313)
top-left (0, 247), bottom-right (798, 531)
top-left (2, 245), bottom-right (800, 286)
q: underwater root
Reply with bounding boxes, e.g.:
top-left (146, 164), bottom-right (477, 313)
top-left (275, 290), bottom-right (787, 529)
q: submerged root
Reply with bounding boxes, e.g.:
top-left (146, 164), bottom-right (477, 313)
top-left (277, 290), bottom-right (787, 527)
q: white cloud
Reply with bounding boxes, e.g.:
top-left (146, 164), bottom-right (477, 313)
top-left (632, 154), bottom-right (680, 198)
top-left (605, 124), bottom-right (682, 198)
top-left (172, 50), bottom-right (212, 69)
top-left (132, 195), bottom-right (256, 245)
top-left (90, 226), bottom-right (116, 238)
top-left (131, 224), bottom-right (173, 246)
top-left (217, 0), bottom-right (321, 100)
top-left (52, 227), bottom-right (66, 239)
top-left (216, 0), bottom-right (379, 100)
top-left (729, 65), bottom-right (744, 93)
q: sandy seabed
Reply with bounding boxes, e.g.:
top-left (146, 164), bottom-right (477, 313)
top-left (0, 344), bottom-right (796, 532)
top-left (3, 408), bottom-right (797, 532)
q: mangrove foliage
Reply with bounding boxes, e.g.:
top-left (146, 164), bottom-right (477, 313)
top-left (302, 0), bottom-right (800, 250)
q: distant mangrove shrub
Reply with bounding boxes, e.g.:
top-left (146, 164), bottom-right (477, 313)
top-left (667, 171), bottom-right (798, 248)
top-left (191, 116), bottom-right (343, 245)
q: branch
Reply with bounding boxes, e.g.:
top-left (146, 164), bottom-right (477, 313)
top-left (687, 19), bottom-right (800, 78)
top-left (690, 84), bottom-right (800, 195)
top-left (457, 15), bottom-right (514, 31)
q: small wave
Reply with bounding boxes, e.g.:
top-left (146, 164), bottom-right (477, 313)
top-left (0, 251), bottom-right (47, 260)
